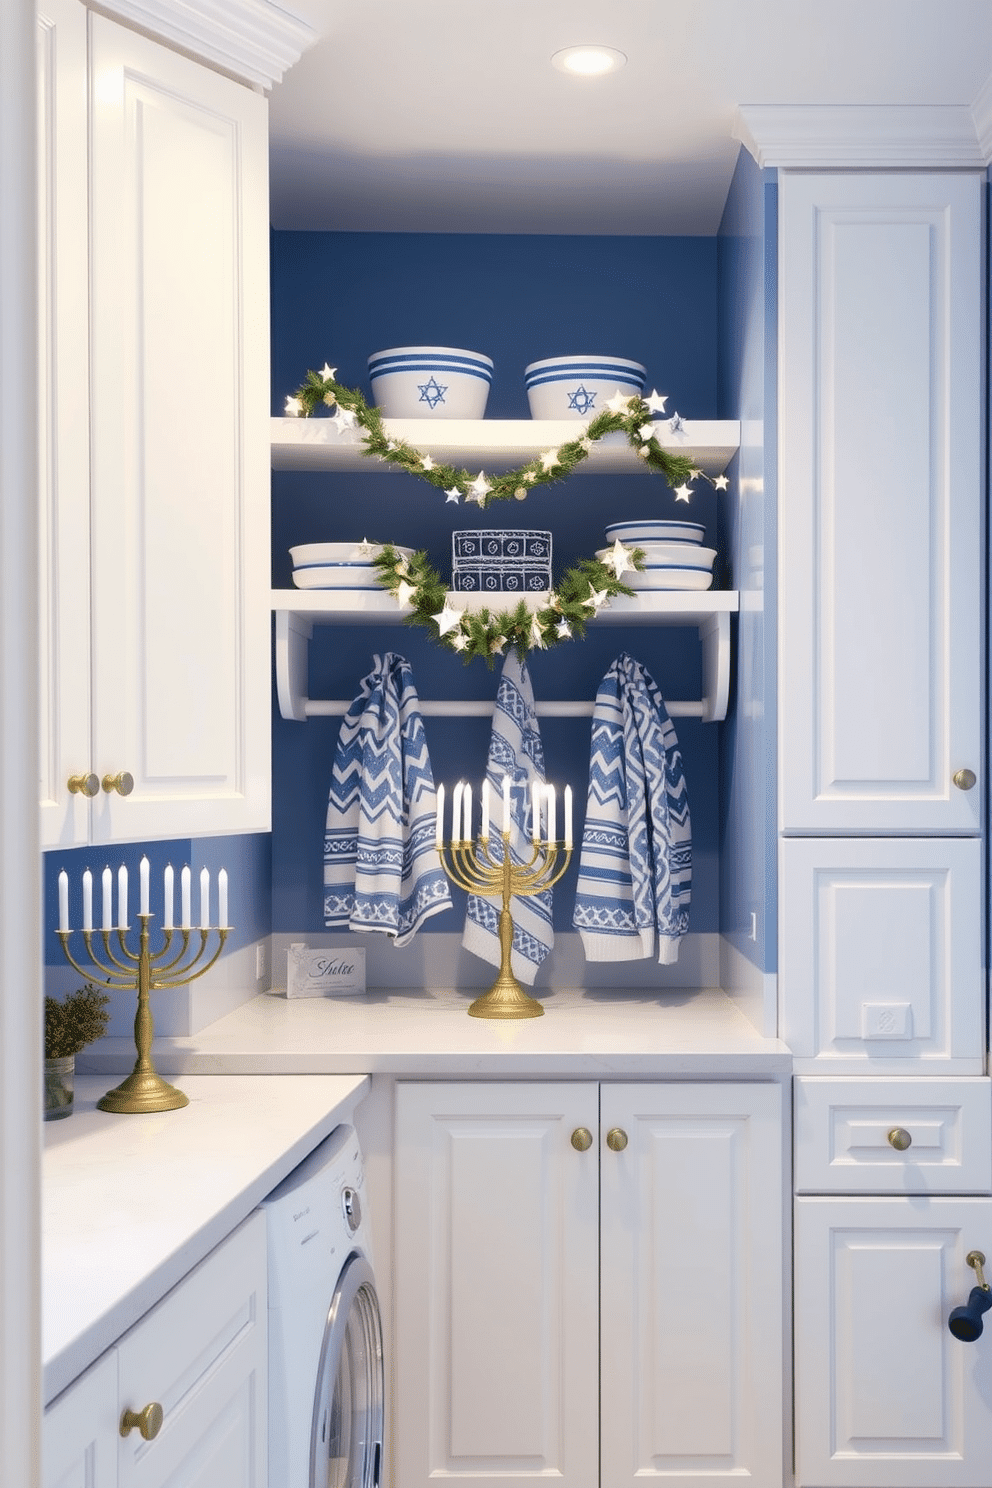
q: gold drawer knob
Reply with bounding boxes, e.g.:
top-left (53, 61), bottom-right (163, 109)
top-left (571, 1127), bottom-right (592, 1152)
top-left (102, 771), bottom-right (134, 797)
top-left (606, 1127), bottom-right (628, 1152)
top-left (67, 773), bottom-right (99, 798)
top-left (120, 1401), bottom-right (163, 1441)
top-left (953, 769), bottom-right (977, 791)
top-left (887, 1127), bottom-right (913, 1151)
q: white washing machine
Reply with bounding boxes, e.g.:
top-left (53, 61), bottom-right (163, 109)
top-left (261, 1124), bottom-right (384, 1488)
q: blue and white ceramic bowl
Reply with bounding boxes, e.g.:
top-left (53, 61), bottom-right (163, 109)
top-left (604, 519), bottom-right (705, 546)
top-left (524, 355), bottom-right (646, 419)
top-left (368, 346), bottom-right (493, 419)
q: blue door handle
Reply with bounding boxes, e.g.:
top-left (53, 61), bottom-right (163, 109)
top-left (948, 1251), bottom-right (992, 1342)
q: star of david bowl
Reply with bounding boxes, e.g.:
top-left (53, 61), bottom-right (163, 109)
top-left (596, 543), bottom-right (716, 569)
top-left (604, 519), bottom-right (706, 545)
top-left (368, 346), bottom-right (493, 419)
top-left (524, 355), bottom-right (646, 419)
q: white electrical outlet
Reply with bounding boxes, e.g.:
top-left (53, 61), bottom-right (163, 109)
top-left (255, 943), bottom-right (268, 982)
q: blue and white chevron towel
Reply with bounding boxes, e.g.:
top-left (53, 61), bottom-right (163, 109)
top-left (324, 653), bottom-right (452, 945)
top-left (572, 653), bottom-right (691, 964)
top-left (463, 650), bottom-right (553, 986)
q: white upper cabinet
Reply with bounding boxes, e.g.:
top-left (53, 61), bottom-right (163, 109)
top-left (778, 172), bottom-right (983, 835)
top-left (38, 2), bottom-right (272, 845)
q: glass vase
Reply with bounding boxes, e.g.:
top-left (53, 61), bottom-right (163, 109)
top-left (44, 1055), bottom-right (74, 1121)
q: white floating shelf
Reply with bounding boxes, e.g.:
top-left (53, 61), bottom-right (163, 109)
top-left (271, 417), bottom-right (740, 478)
top-left (272, 589), bottom-right (738, 725)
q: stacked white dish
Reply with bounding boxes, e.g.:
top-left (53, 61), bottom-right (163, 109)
top-left (290, 542), bottom-right (414, 590)
top-left (600, 519), bottom-right (715, 590)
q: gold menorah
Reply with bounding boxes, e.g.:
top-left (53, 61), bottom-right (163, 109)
top-left (57, 917), bottom-right (228, 1112)
top-left (437, 780), bottom-right (572, 1019)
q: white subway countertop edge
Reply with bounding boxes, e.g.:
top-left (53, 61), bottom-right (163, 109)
top-left (43, 1072), bottom-right (368, 1405)
top-left (78, 987), bottom-right (792, 1076)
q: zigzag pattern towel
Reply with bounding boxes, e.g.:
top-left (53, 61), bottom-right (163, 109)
top-left (572, 652), bottom-right (691, 964)
top-left (324, 653), bottom-right (452, 945)
top-left (463, 650), bottom-right (553, 986)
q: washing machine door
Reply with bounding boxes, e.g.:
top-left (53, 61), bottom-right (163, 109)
top-left (311, 1251), bottom-right (384, 1488)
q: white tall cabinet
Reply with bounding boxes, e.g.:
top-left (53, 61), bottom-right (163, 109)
top-left (394, 1080), bottom-right (783, 1488)
top-left (37, 0), bottom-right (272, 847)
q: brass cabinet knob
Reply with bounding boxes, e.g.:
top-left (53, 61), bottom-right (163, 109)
top-left (606, 1127), bottom-right (628, 1152)
top-left (102, 771), bottom-right (134, 797)
top-left (887, 1127), bottom-right (913, 1151)
top-left (953, 769), bottom-right (977, 791)
top-left (67, 773), bottom-right (99, 798)
top-left (571, 1128), bottom-right (593, 1152)
top-left (120, 1401), bottom-right (164, 1441)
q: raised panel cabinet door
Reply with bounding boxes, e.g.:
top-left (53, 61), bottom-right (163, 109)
top-left (780, 836), bottom-right (984, 1074)
top-left (778, 171), bottom-right (982, 834)
top-left (600, 1082), bottom-right (783, 1488)
top-left (43, 1348), bottom-right (118, 1488)
top-left (87, 13), bottom-right (271, 841)
top-left (795, 1196), bottom-right (992, 1488)
top-left (37, 0), bottom-right (92, 849)
top-left (394, 1081), bottom-right (600, 1488)
top-left (116, 1212), bottom-right (266, 1488)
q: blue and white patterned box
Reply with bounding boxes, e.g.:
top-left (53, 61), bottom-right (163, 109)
top-left (452, 530), bottom-right (552, 593)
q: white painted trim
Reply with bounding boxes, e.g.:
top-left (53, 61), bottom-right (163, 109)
top-left (0, 0), bottom-right (42, 1478)
top-left (85, 0), bottom-right (315, 89)
top-left (733, 104), bottom-right (986, 169)
top-left (971, 72), bottom-right (992, 162)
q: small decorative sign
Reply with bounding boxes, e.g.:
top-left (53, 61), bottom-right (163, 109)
top-left (286, 945), bottom-right (367, 999)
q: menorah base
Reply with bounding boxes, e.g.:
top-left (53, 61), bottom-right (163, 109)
top-left (97, 1068), bottom-right (189, 1114)
top-left (468, 970), bottom-right (545, 1020)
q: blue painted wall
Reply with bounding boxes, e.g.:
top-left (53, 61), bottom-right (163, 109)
top-left (270, 230), bottom-right (725, 944)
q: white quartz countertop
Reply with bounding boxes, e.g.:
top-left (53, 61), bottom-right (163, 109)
top-left (43, 1072), bottom-right (368, 1404)
top-left (78, 987), bottom-right (790, 1077)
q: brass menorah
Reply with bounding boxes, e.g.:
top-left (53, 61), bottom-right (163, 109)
top-left (437, 780), bottom-right (572, 1019)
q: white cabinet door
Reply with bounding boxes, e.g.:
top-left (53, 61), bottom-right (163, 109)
top-left (44, 1348), bottom-right (118, 1488)
top-left (394, 1082), bottom-right (600, 1488)
top-left (37, 0), bottom-right (92, 849)
top-left (778, 171), bottom-right (982, 835)
top-left (86, 13), bottom-right (271, 841)
top-left (117, 1212), bottom-right (267, 1488)
top-left (780, 837), bottom-right (984, 1074)
top-left (795, 1196), bottom-right (992, 1488)
top-left (600, 1083), bottom-right (783, 1488)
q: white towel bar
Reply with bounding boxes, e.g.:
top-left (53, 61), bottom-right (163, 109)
top-left (302, 698), bottom-right (705, 719)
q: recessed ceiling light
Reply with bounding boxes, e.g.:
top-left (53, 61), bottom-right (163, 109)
top-left (551, 45), bottom-right (627, 77)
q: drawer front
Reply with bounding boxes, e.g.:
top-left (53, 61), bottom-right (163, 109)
top-left (795, 1077), bottom-right (992, 1194)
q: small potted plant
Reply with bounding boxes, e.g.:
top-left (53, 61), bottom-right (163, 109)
top-left (44, 984), bottom-right (110, 1120)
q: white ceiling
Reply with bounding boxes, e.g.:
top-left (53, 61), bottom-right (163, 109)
top-left (268, 0), bottom-right (992, 236)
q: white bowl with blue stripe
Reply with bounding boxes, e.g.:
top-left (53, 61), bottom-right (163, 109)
top-left (368, 346), bottom-right (493, 419)
top-left (524, 355), bottom-right (646, 419)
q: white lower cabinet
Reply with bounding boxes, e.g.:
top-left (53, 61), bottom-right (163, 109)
top-left (394, 1080), bottom-right (783, 1488)
top-left (794, 1197), bottom-right (992, 1488)
top-left (43, 1213), bottom-right (266, 1488)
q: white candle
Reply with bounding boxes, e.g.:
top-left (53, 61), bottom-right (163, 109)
top-left (117, 864), bottom-right (128, 929)
top-left (200, 867), bottom-right (210, 929)
top-left (58, 870), bottom-right (69, 933)
top-left (546, 784), bottom-right (556, 845)
top-left (139, 855), bottom-right (149, 916)
top-left (163, 863), bottom-right (174, 930)
top-left (435, 783), bottom-right (445, 848)
top-left (82, 868), bottom-right (93, 932)
top-left (452, 781), bottom-right (464, 843)
top-left (481, 779), bottom-right (491, 841)
top-left (181, 865), bottom-right (191, 929)
top-left (218, 868), bottom-right (228, 928)
top-left (462, 783), bottom-right (473, 844)
top-left (564, 785), bottom-right (573, 848)
top-left (102, 867), bottom-right (112, 931)
top-left (502, 774), bottom-right (512, 833)
top-left (530, 781), bottom-right (541, 844)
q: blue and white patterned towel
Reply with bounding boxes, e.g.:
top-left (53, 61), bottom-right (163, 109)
top-left (463, 650), bottom-right (553, 986)
top-left (324, 653), bottom-right (452, 945)
top-left (572, 653), bottom-right (691, 964)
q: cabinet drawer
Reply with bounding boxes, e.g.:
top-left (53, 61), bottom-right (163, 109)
top-left (117, 1210), bottom-right (266, 1488)
top-left (795, 1077), bottom-right (992, 1194)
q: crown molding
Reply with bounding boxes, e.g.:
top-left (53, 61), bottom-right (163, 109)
top-left (971, 73), bottom-right (992, 163)
top-left (87, 0), bottom-right (316, 90)
top-left (733, 105), bottom-right (986, 169)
